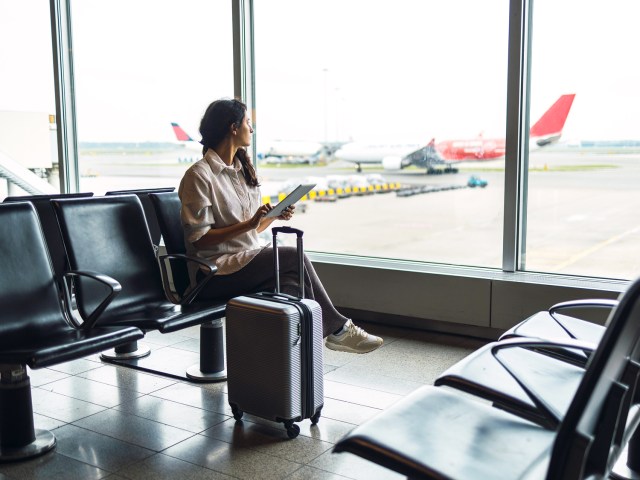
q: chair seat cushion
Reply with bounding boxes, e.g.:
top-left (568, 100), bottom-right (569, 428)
top-left (503, 311), bottom-right (605, 342)
top-left (334, 386), bottom-right (554, 480)
top-left (0, 325), bottom-right (142, 369)
top-left (435, 342), bottom-right (584, 424)
top-left (501, 311), bottom-right (605, 364)
top-left (98, 301), bottom-right (226, 333)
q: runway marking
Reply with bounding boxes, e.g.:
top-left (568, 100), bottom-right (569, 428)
top-left (553, 224), bottom-right (640, 271)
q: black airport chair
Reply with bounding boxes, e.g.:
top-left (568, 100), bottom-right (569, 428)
top-left (105, 187), bottom-right (175, 248)
top-left (433, 299), bottom-right (624, 429)
top-left (51, 194), bottom-right (225, 375)
top-left (149, 191), bottom-right (227, 382)
top-left (333, 276), bottom-right (640, 479)
top-left (0, 202), bottom-right (143, 462)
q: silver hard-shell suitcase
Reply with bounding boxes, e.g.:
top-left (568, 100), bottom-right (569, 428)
top-left (226, 227), bottom-right (324, 438)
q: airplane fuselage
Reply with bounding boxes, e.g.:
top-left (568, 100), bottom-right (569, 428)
top-left (436, 138), bottom-right (506, 161)
top-left (335, 144), bottom-right (422, 164)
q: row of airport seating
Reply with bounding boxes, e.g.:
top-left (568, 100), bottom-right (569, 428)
top-left (0, 188), bottom-right (228, 462)
top-left (332, 276), bottom-right (640, 478)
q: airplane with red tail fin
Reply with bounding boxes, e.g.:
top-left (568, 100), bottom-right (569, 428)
top-left (436, 94), bottom-right (576, 160)
top-left (170, 122), bottom-right (202, 153)
top-left (336, 94), bottom-right (576, 173)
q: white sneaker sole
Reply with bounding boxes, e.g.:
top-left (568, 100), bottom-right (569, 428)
top-left (324, 339), bottom-right (383, 354)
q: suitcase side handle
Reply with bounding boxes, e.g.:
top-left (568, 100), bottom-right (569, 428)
top-left (272, 227), bottom-right (305, 298)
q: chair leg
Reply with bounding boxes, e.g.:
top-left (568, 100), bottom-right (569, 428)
top-left (100, 339), bottom-right (151, 360)
top-left (186, 318), bottom-right (227, 382)
top-left (0, 364), bottom-right (55, 462)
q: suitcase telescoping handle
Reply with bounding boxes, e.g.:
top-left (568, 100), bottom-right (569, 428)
top-left (272, 227), bottom-right (304, 298)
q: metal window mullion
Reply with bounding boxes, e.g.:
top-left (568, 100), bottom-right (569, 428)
top-left (49, 0), bottom-right (79, 193)
top-left (502, 0), bottom-right (532, 272)
top-left (232, 0), bottom-right (256, 165)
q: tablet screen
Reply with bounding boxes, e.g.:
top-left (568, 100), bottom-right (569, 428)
top-left (265, 183), bottom-right (316, 218)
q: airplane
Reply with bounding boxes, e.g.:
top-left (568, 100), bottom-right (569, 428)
top-left (171, 122), bottom-right (203, 153)
top-left (257, 140), bottom-right (326, 164)
top-left (171, 123), bottom-right (327, 164)
top-left (335, 93), bottom-right (576, 174)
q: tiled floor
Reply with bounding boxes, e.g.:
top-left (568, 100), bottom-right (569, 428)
top-left (0, 322), bottom-right (487, 480)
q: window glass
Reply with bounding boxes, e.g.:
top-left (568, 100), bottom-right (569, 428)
top-left (71, 0), bottom-right (233, 194)
top-left (526, 0), bottom-right (640, 280)
top-left (0, 0), bottom-right (60, 198)
top-left (254, 0), bottom-right (508, 267)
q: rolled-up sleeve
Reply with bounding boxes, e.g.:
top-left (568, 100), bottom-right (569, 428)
top-left (180, 169), bottom-right (215, 244)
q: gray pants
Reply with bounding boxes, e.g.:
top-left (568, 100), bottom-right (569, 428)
top-left (196, 247), bottom-right (347, 337)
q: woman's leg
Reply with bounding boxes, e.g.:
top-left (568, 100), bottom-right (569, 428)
top-left (275, 248), bottom-right (383, 353)
top-left (195, 248), bottom-right (276, 301)
top-left (196, 246), bottom-right (382, 352)
top-left (274, 246), bottom-right (348, 337)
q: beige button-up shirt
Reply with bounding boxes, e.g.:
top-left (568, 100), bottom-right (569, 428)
top-left (178, 149), bottom-right (267, 276)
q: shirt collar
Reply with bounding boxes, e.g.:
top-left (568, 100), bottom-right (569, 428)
top-left (204, 148), bottom-right (242, 175)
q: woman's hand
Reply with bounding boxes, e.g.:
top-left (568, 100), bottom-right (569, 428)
top-left (249, 203), bottom-right (273, 229)
top-left (278, 205), bottom-right (295, 221)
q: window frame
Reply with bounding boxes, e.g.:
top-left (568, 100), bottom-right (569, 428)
top-left (46, 0), bottom-right (630, 288)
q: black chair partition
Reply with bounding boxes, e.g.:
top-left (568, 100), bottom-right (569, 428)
top-left (52, 194), bottom-right (226, 381)
top-left (333, 276), bottom-right (640, 479)
top-left (149, 191), bottom-right (226, 382)
top-left (105, 187), bottom-right (175, 248)
top-left (0, 202), bottom-right (143, 462)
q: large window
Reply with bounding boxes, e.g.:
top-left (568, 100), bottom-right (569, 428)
top-left (525, 0), bottom-right (640, 280)
top-left (70, 0), bottom-right (234, 195)
top-left (16, 0), bottom-right (636, 282)
top-left (0, 0), bottom-right (60, 198)
top-left (254, 0), bottom-right (509, 268)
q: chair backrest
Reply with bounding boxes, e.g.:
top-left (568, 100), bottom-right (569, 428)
top-left (545, 277), bottom-right (640, 479)
top-left (52, 194), bottom-right (166, 321)
top-left (148, 191), bottom-right (190, 296)
top-left (3, 192), bottom-right (94, 282)
top-left (105, 187), bottom-right (175, 247)
top-left (0, 202), bottom-right (68, 342)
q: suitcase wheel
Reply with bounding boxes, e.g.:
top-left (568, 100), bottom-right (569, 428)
top-left (230, 403), bottom-right (243, 422)
top-left (311, 410), bottom-right (321, 425)
top-left (283, 420), bottom-right (300, 439)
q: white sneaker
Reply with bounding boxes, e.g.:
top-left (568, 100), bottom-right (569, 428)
top-left (325, 320), bottom-right (383, 354)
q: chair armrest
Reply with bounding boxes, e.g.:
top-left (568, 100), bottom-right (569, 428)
top-left (549, 298), bottom-right (619, 316)
top-left (489, 337), bottom-right (598, 428)
top-left (546, 298), bottom-right (618, 339)
top-left (157, 253), bottom-right (218, 305)
top-left (62, 270), bottom-right (122, 330)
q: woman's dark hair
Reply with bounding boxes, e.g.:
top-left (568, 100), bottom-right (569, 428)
top-left (199, 98), bottom-right (259, 187)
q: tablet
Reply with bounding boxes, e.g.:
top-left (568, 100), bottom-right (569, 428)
top-left (265, 183), bottom-right (316, 218)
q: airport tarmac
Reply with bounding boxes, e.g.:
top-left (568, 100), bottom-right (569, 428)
top-left (78, 148), bottom-right (640, 281)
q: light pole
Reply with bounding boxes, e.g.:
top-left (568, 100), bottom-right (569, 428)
top-left (322, 68), bottom-right (328, 144)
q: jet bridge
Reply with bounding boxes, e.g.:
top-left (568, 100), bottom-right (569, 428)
top-left (0, 111), bottom-right (58, 196)
top-left (0, 149), bottom-right (57, 195)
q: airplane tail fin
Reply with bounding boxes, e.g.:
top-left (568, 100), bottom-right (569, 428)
top-left (171, 122), bottom-right (195, 142)
top-left (529, 94), bottom-right (576, 144)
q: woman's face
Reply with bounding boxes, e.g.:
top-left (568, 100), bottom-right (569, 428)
top-left (235, 112), bottom-right (254, 147)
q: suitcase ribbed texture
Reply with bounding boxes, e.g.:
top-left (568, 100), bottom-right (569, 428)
top-left (226, 295), bottom-right (323, 422)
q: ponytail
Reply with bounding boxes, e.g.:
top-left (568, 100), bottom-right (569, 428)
top-left (236, 148), bottom-right (259, 187)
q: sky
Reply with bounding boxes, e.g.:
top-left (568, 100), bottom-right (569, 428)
top-left (1, 0), bottom-right (639, 145)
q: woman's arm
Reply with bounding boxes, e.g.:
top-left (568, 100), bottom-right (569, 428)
top-left (194, 203), bottom-right (273, 248)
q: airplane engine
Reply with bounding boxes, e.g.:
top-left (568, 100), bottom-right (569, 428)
top-left (382, 156), bottom-right (403, 170)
